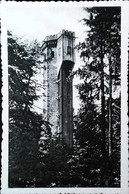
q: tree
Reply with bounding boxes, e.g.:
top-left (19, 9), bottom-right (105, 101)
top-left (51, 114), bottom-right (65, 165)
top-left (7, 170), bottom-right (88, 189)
top-left (38, 133), bottom-right (73, 187)
top-left (75, 7), bottom-right (120, 186)
top-left (8, 31), bottom-right (47, 187)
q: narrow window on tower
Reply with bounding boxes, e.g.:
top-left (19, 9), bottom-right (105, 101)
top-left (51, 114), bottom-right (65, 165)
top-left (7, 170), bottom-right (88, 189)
top-left (51, 50), bottom-right (54, 58)
top-left (67, 46), bottom-right (71, 55)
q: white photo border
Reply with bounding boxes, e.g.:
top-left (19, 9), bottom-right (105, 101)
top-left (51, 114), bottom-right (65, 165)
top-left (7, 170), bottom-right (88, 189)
top-left (1, 1), bottom-right (129, 194)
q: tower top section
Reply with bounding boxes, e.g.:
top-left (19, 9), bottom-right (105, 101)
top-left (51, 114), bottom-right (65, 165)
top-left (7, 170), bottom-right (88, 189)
top-left (43, 29), bottom-right (75, 43)
top-left (58, 29), bottom-right (75, 39)
top-left (42, 30), bottom-right (75, 75)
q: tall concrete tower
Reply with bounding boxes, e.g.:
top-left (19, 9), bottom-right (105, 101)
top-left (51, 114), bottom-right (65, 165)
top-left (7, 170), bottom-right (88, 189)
top-left (42, 30), bottom-right (75, 148)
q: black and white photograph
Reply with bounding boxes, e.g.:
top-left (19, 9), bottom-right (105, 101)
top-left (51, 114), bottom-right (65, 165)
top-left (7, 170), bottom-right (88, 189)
top-left (1, 1), bottom-right (128, 194)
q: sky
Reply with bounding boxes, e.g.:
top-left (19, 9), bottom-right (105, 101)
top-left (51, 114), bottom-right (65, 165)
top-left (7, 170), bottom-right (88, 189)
top-left (6, 3), bottom-right (89, 113)
top-left (6, 4), bottom-right (88, 43)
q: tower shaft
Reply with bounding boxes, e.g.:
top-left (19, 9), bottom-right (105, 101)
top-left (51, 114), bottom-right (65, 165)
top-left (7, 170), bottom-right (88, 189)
top-left (42, 30), bottom-right (75, 147)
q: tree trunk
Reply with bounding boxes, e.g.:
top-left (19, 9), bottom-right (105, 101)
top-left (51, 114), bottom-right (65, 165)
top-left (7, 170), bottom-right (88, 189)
top-left (100, 44), bottom-right (106, 185)
top-left (108, 56), bottom-right (113, 186)
top-left (109, 56), bottom-right (112, 160)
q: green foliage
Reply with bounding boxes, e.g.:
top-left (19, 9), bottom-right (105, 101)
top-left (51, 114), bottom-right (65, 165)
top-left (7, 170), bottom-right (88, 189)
top-left (74, 7), bottom-right (121, 187)
top-left (77, 7), bottom-right (120, 76)
top-left (8, 32), bottom-right (46, 187)
top-left (37, 137), bottom-right (72, 187)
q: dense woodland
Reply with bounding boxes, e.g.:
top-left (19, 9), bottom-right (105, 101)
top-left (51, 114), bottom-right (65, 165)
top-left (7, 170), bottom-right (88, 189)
top-left (9, 7), bottom-right (120, 187)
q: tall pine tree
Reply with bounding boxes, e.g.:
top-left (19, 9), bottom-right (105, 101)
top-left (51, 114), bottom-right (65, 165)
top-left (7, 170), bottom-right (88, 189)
top-left (75, 7), bottom-right (120, 186)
